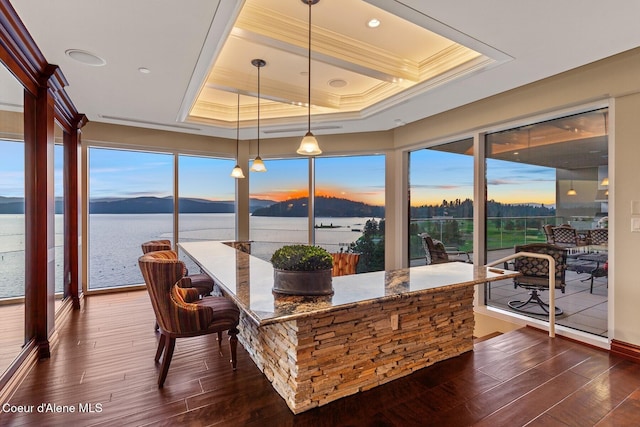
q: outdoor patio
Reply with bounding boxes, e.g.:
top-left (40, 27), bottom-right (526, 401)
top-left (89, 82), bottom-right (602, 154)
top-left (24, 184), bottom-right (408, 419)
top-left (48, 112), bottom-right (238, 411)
top-left (486, 268), bottom-right (608, 337)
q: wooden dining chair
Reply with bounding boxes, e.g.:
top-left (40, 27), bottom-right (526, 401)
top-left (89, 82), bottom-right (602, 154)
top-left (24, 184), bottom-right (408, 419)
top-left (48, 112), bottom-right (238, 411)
top-left (141, 240), bottom-right (214, 297)
top-left (331, 252), bottom-right (360, 276)
top-left (138, 251), bottom-right (240, 387)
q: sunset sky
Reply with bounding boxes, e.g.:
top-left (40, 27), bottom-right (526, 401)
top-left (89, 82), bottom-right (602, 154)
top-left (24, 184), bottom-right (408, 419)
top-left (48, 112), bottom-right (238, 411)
top-left (0, 140), bottom-right (555, 208)
top-left (409, 149), bottom-right (556, 206)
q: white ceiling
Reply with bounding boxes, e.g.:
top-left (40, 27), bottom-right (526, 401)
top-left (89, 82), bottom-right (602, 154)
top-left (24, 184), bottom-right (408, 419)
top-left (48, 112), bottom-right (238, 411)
top-left (8, 0), bottom-right (640, 141)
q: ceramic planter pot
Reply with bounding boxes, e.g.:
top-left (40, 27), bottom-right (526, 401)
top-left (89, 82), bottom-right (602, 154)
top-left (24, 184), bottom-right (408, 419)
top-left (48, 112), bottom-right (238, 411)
top-left (273, 268), bottom-right (333, 295)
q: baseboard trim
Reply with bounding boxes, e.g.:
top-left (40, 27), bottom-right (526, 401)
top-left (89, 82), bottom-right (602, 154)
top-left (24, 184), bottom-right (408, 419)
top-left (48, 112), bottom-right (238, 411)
top-left (0, 342), bottom-right (39, 405)
top-left (611, 339), bottom-right (640, 364)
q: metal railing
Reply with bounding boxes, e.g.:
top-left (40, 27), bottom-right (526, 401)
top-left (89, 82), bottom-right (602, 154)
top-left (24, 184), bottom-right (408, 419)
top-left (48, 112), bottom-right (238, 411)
top-left (486, 252), bottom-right (557, 338)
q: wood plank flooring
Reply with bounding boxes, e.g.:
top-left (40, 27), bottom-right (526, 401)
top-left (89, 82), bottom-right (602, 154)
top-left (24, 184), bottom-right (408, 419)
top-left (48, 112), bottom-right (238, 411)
top-left (3, 290), bottom-right (640, 426)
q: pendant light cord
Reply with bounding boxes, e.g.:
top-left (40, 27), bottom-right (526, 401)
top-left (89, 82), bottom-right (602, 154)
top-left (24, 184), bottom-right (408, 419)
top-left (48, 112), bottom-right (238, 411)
top-left (236, 93), bottom-right (240, 159)
top-left (307, 0), bottom-right (312, 133)
top-left (257, 64), bottom-right (261, 155)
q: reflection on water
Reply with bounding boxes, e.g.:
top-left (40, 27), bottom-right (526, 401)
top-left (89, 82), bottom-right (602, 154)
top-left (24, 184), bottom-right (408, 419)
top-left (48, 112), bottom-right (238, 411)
top-left (0, 213), bottom-right (372, 296)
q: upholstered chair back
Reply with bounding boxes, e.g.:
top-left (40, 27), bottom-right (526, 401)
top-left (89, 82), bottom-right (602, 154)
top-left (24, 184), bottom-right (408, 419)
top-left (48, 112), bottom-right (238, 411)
top-left (331, 252), bottom-right (360, 276)
top-left (141, 239), bottom-right (172, 254)
top-left (138, 250), bottom-right (188, 334)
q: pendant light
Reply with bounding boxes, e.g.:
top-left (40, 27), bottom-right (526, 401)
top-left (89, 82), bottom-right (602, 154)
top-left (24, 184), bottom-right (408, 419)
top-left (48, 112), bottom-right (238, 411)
top-left (567, 180), bottom-right (577, 196)
top-left (296, 0), bottom-right (322, 156)
top-left (250, 58), bottom-right (267, 172)
top-left (230, 93), bottom-right (245, 179)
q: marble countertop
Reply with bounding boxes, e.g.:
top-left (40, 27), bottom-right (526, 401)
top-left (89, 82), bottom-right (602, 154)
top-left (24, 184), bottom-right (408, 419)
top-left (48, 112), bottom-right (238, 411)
top-left (179, 241), bottom-right (518, 326)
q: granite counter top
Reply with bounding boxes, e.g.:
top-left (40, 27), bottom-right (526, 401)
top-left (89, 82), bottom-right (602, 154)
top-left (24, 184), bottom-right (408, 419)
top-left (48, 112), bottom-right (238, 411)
top-left (179, 241), bottom-right (517, 326)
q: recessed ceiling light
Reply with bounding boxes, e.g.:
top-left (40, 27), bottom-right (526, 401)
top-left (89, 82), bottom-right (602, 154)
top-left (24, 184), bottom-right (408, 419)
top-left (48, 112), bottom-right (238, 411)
top-left (138, 67), bottom-right (151, 74)
top-left (367, 18), bottom-right (381, 28)
top-left (65, 49), bottom-right (106, 66)
top-left (328, 79), bottom-right (347, 88)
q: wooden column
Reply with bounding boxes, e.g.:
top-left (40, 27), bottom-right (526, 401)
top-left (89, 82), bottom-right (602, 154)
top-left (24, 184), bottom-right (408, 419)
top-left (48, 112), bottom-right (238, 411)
top-left (64, 126), bottom-right (83, 309)
top-left (24, 80), bottom-right (56, 359)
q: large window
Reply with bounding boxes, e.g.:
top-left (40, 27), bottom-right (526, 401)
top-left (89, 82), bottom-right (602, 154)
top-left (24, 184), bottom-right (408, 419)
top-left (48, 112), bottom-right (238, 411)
top-left (485, 108), bottom-right (609, 336)
top-left (249, 158), bottom-right (309, 261)
top-left (54, 139), bottom-right (64, 296)
top-left (0, 63), bottom-right (25, 377)
top-left (178, 155), bottom-right (236, 271)
top-left (88, 147), bottom-right (173, 290)
top-left (315, 155), bottom-right (385, 272)
top-left (409, 139), bottom-right (474, 266)
top-left (0, 140), bottom-right (25, 299)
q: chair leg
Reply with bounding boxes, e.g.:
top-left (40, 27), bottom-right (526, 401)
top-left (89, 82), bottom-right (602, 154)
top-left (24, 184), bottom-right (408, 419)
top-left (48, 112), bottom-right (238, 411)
top-left (158, 337), bottom-right (176, 388)
top-left (155, 333), bottom-right (166, 362)
top-left (217, 331), bottom-right (223, 356)
top-left (508, 290), bottom-right (563, 316)
top-left (228, 327), bottom-right (239, 371)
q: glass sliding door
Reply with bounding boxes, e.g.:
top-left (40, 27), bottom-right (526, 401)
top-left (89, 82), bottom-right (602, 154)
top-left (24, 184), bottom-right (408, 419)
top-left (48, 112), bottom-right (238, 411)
top-left (249, 158), bottom-right (308, 261)
top-left (485, 108), bottom-right (609, 336)
top-left (409, 138), bottom-right (474, 266)
top-left (315, 155), bottom-right (385, 273)
top-left (88, 147), bottom-right (173, 290)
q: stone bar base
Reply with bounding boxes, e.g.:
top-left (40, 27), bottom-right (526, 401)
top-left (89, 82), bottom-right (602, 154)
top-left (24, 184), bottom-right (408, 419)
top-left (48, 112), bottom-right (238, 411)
top-left (238, 285), bottom-right (475, 414)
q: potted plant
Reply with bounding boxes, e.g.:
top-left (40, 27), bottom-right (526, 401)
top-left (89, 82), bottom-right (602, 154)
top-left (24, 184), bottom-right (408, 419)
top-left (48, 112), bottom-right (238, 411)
top-left (270, 244), bottom-right (334, 295)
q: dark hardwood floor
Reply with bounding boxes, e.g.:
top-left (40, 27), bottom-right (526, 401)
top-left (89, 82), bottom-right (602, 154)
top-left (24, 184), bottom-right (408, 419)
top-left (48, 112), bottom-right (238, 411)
top-left (3, 290), bottom-right (640, 426)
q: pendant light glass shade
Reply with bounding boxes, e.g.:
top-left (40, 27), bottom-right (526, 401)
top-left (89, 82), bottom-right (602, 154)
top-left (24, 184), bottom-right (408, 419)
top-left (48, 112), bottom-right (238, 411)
top-left (297, 0), bottom-right (322, 156)
top-left (250, 156), bottom-right (266, 172)
top-left (250, 58), bottom-right (267, 172)
top-left (230, 164), bottom-right (245, 178)
top-left (230, 93), bottom-right (245, 179)
top-left (297, 131), bottom-right (322, 155)
top-left (567, 180), bottom-right (577, 196)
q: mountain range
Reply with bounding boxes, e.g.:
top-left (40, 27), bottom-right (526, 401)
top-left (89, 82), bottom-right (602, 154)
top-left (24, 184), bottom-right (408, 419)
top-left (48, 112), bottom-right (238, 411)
top-left (0, 196), bottom-right (274, 214)
top-left (251, 196), bottom-right (385, 217)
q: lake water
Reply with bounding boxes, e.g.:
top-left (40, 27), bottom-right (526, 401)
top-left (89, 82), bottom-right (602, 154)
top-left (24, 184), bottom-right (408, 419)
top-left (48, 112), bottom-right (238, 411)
top-left (0, 213), bottom-right (374, 297)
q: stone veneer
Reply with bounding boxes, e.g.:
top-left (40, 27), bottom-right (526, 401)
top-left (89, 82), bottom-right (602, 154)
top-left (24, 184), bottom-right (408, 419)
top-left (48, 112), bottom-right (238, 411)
top-left (237, 285), bottom-right (475, 414)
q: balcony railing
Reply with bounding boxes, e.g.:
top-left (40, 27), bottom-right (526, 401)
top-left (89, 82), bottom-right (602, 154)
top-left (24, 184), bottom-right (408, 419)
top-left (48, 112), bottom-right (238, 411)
top-left (409, 216), bottom-right (568, 262)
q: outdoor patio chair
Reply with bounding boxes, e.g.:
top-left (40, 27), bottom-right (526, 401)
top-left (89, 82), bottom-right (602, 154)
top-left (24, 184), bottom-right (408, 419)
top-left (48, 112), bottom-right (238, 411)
top-left (507, 243), bottom-right (567, 316)
top-left (551, 225), bottom-right (587, 247)
top-left (543, 224), bottom-right (555, 243)
top-left (138, 250), bottom-right (240, 387)
top-left (418, 233), bottom-right (470, 265)
top-left (588, 228), bottom-right (608, 245)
